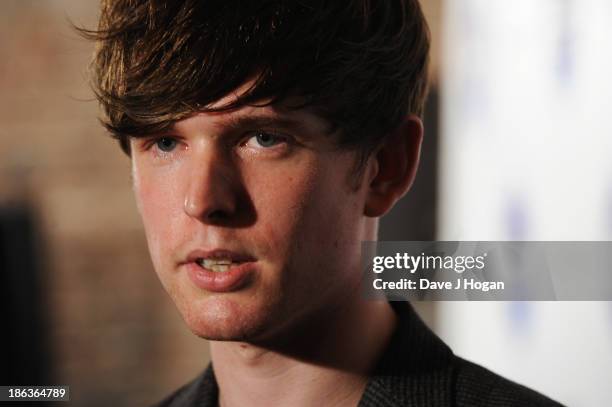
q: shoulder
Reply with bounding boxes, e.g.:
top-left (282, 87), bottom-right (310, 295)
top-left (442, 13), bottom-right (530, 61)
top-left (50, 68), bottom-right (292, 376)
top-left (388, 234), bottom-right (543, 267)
top-left (150, 366), bottom-right (218, 407)
top-left (362, 302), bottom-right (564, 407)
top-left (453, 357), bottom-right (564, 407)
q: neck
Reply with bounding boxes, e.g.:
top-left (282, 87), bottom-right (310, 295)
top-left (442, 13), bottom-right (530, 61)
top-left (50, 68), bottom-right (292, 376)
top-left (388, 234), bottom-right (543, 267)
top-left (210, 297), bottom-right (397, 407)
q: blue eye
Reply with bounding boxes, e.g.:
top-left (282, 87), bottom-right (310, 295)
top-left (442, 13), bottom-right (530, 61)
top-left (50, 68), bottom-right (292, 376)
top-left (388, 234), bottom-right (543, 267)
top-left (252, 132), bottom-right (283, 148)
top-left (156, 137), bottom-right (177, 152)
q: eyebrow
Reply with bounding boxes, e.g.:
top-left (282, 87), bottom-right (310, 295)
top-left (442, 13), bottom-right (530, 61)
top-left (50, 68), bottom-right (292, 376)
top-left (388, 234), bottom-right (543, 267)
top-left (221, 115), bottom-right (309, 133)
top-left (162, 109), bottom-right (337, 142)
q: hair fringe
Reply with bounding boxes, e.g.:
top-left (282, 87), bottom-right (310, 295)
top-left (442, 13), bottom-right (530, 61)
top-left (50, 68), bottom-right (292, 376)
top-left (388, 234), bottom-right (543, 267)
top-left (79, 0), bottom-right (430, 157)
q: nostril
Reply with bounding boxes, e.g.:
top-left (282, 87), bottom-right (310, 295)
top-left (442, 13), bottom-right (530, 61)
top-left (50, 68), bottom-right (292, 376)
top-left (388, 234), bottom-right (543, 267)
top-left (207, 209), bottom-right (228, 220)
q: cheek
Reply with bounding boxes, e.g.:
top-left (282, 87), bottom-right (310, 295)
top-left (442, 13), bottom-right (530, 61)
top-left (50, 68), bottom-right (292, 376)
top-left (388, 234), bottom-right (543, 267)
top-left (247, 169), bottom-right (316, 261)
top-left (296, 162), bottom-right (365, 279)
top-left (132, 162), bottom-right (185, 269)
top-left (248, 155), bottom-right (363, 271)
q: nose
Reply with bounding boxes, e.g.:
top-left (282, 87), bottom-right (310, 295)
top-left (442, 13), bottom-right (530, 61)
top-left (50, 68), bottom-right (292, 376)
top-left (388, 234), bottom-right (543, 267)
top-left (183, 148), bottom-right (239, 223)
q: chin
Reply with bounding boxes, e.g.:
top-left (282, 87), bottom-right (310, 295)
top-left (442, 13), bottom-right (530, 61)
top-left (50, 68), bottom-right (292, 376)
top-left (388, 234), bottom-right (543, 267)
top-left (178, 293), bottom-right (278, 342)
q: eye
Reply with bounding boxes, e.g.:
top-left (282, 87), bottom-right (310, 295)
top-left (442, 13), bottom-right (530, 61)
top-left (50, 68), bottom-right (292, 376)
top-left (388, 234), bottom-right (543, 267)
top-left (155, 137), bottom-right (178, 152)
top-left (245, 131), bottom-right (286, 148)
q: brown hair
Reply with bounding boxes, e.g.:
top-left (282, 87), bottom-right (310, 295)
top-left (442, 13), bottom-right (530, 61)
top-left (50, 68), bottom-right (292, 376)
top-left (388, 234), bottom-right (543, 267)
top-left (81, 0), bottom-right (430, 156)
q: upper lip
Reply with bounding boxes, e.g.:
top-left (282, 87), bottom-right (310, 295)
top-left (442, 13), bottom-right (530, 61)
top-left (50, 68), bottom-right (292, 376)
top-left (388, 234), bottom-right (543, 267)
top-left (183, 249), bottom-right (256, 265)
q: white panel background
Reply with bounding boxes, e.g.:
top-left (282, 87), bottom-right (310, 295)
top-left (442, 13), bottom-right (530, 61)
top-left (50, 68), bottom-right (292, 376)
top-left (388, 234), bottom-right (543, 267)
top-left (437, 0), bottom-right (612, 405)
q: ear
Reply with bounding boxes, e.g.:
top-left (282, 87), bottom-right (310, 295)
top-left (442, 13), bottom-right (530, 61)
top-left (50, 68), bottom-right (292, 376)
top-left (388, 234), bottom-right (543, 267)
top-left (364, 115), bottom-right (423, 217)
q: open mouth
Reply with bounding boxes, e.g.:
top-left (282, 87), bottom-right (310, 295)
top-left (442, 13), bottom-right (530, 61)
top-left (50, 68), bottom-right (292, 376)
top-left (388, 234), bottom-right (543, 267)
top-left (195, 258), bottom-right (242, 273)
top-left (186, 250), bottom-right (256, 292)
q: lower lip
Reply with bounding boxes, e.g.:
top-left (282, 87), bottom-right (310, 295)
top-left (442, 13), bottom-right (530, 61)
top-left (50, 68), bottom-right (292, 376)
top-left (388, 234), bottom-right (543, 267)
top-left (185, 261), bottom-right (256, 292)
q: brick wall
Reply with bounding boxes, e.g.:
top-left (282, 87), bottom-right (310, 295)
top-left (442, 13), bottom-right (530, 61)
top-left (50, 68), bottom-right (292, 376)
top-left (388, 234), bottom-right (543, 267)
top-left (1, 1), bottom-right (207, 405)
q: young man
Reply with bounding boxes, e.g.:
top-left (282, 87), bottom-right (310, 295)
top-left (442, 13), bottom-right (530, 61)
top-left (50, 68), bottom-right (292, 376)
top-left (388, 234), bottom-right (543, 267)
top-left (84, 1), bottom-right (561, 406)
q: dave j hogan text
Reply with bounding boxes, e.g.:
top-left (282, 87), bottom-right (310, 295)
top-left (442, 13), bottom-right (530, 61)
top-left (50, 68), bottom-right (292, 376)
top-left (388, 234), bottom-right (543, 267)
top-left (373, 277), bottom-right (505, 292)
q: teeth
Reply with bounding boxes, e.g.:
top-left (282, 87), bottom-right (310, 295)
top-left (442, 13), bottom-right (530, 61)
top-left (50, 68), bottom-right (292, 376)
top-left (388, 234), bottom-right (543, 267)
top-left (196, 258), bottom-right (235, 272)
top-left (209, 264), bottom-right (229, 273)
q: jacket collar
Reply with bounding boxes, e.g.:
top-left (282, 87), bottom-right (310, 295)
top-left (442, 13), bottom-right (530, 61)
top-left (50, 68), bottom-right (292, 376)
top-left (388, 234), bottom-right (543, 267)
top-left (358, 301), bottom-right (455, 407)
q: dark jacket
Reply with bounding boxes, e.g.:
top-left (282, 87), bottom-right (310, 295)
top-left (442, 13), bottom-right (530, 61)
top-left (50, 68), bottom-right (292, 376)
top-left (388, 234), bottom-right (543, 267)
top-left (154, 302), bottom-right (563, 406)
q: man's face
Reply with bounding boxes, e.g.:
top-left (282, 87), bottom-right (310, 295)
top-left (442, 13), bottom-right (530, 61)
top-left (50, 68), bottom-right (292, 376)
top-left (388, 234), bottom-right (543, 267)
top-left (131, 92), bottom-right (373, 342)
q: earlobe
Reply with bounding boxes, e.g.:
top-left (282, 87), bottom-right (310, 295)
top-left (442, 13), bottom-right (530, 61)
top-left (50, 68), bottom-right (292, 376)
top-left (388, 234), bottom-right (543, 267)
top-left (364, 116), bottom-right (423, 217)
